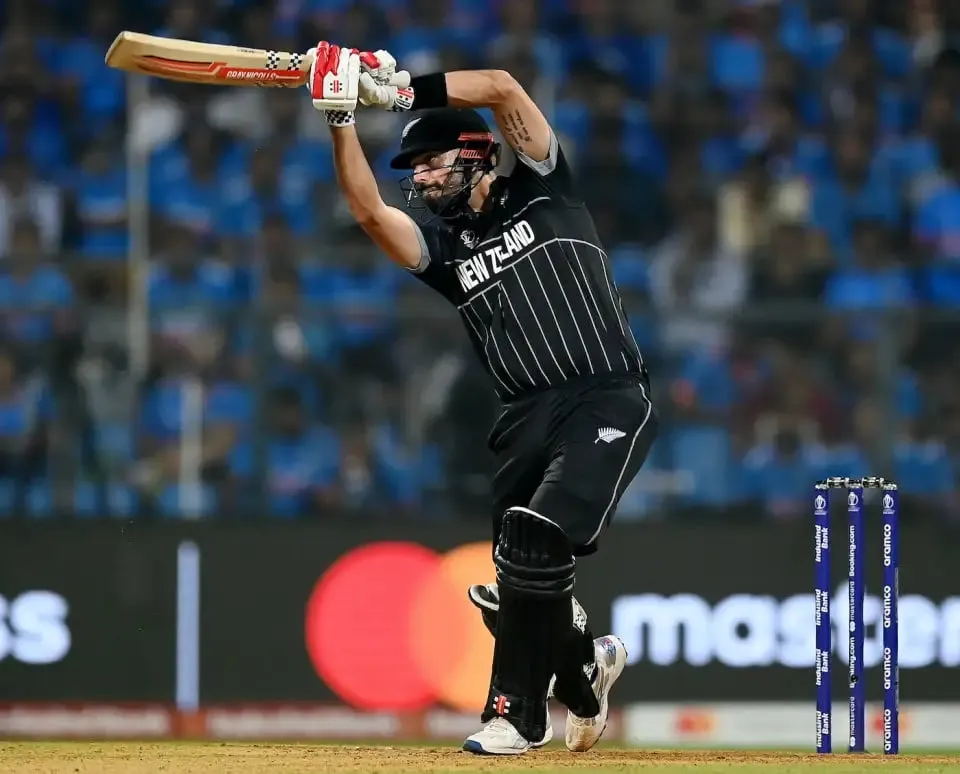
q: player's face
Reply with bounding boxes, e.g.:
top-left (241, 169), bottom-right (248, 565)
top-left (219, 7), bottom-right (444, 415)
top-left (411, 149), bottom-right (462, 205)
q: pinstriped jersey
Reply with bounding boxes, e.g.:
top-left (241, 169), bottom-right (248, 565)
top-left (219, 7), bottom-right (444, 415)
top-left (410, 133), bottom-right (646, 402)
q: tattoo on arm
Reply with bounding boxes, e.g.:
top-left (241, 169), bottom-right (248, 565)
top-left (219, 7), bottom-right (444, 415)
top-left (500, 109), bottom-right (534, 154)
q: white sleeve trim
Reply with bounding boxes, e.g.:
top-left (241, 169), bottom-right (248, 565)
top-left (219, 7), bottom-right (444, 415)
top-left (513, 130), bottom-right (559, 177)
top-left (405, 215), bottom-right (432, 274)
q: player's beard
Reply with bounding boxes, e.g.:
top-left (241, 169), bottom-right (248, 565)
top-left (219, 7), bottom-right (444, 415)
top-left (417, 169), bottom-right (470, 216)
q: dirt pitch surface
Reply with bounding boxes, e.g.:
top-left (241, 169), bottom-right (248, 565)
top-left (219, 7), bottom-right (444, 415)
top-left (1, 743), bottom-right (956, 774)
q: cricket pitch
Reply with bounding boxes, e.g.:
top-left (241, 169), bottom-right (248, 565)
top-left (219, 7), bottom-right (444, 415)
top-left (1, 743), bottom-right (957, 773)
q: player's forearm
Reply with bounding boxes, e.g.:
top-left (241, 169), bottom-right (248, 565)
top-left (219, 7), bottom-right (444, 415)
top-left (416, 69), bottom-right (552, 161)
top-left (329, 125), bottom-right (386, 223)
top-left (329, 124), bottom-right (425, 269)
top-left (442, 70), bottom-right (518, 108)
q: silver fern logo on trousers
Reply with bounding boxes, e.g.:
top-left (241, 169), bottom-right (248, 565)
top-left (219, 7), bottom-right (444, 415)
top-left (596, 427), bottom-right (626, 444)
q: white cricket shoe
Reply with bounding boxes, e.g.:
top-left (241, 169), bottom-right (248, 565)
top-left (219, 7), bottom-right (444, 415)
top-left (463, 717), bottom-right (535, 755)
top-left (462, 703), bottom-right (553, 755)
top-left (565, 635), bottom-right (628, 752)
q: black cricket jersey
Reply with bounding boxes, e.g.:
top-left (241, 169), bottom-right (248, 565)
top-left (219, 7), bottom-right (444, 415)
top-left (409, 132), bottom-right (646, 401)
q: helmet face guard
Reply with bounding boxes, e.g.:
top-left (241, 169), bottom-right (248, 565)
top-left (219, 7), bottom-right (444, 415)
top-left (398, 132), bottom-right (498, 224)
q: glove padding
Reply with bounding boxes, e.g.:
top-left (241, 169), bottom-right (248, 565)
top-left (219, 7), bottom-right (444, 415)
top-left (308, 41), bottom-right (360, 112)
top-left (358, 50), bottom-right (409, 88)
top-left (358, 50), bottom-right (414, 112)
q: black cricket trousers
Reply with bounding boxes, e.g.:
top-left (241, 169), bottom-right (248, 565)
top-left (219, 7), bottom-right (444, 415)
top-left (488, 374), bottom-right (658, 557)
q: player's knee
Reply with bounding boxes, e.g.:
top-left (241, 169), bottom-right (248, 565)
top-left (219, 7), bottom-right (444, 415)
top-left (528, 491), bottom-right (602, 556)
top-left (494, 506), bottom-right (575, 599)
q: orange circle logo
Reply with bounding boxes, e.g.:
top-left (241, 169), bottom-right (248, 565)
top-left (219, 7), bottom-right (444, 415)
top-left (304, 541), bottom-right (495, 711)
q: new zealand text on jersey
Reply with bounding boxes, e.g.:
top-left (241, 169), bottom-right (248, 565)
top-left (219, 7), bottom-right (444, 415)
top-left (455, 220), bottom-right (536, 294)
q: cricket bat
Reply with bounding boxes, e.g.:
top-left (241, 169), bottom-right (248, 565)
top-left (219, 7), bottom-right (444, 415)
top-left (105, 31), bottom-right (312, 87)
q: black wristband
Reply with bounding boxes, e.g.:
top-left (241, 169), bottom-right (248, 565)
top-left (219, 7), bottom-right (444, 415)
top-left (409, 73), bottom-right (448, 110)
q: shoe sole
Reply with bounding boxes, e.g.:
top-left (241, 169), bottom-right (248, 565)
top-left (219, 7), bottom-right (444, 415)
top-left (565, 637), bottom-right (629, 752)
top-left (462, 739), bottom-right (531, 755)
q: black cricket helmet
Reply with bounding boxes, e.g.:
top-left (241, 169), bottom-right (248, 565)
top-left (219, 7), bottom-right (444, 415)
top-left (390, 108), bottom-right (500, 222)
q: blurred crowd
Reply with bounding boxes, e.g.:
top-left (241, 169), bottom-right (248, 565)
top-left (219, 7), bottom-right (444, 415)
top-left (1, 0), bottom-right (960, 521)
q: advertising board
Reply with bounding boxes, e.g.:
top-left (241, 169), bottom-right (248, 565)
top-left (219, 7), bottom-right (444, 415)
top-left (1, 520), bottom-right (956, 706)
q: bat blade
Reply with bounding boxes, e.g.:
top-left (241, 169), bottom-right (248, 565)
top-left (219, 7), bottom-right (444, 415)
top-left (105, 31), bottom-right (312, 88)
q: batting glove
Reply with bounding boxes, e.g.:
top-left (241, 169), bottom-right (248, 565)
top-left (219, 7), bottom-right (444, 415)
top-left (307, 41), bottom-right (360, 126)
top-left (358, 50), bottom-right (414, 112)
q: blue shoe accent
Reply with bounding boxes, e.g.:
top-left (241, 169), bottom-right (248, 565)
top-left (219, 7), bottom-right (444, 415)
top-left (462, 739), bottom-right (491, 755)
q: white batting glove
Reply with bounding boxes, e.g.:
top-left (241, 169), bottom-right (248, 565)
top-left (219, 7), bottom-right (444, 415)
top-left (359, 50), bottom-right (407, 86)
top-left (307, 41), bottom-right (360, 126)
top-left (358, 50), bottom-right (413, 112)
